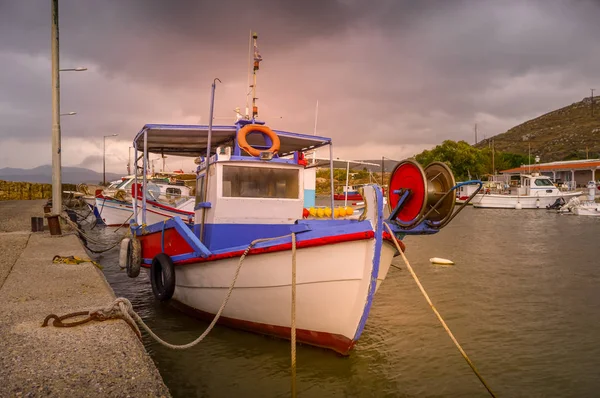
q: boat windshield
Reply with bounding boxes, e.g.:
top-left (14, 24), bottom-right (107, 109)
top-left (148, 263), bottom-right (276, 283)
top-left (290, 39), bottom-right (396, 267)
top-left (222, 165), bottom-right (299, 199)
top-left (114, 179), bottom-right (130, 189)
top-left (534, 178), bottom-right (554, 186)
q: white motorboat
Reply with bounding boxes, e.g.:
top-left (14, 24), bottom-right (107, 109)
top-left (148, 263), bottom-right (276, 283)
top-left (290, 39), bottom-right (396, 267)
top-left (559, 181), bottom-right (600, 216)
top-left (472, 173), bottom-right (582, 209)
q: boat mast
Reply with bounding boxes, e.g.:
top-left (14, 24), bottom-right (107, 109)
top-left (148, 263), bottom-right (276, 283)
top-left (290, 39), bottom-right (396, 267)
top-left (312, 100), bottom-right (319, 162)
top-left (200, 78), bottom-right (221, 243)
top-left (251, 32), bottom-right (262, 120)
top-left (245, 30), bottom-right (252, 119)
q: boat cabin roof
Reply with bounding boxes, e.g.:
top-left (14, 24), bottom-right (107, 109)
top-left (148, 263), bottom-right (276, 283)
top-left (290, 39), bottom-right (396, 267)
top-left (307, 157), bottom-right (380, 169)
top-left (133, 124), bottom-right (332, 158)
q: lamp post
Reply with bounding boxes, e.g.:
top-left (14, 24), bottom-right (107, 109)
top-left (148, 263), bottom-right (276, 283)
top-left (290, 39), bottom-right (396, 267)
top-left (50, 0), bottom-right (87, 216)
top-left (59, 67), bottom-right (87, 72)
top-left (103, 134), bottom-right (118, 185)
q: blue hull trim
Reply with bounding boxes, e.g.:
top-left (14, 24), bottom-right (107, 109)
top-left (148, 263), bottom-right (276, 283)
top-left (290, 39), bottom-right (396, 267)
top-left (87, 203), bottom-right (105, 224)
top-left (137, 217), bottom-right (375, 261)
top-left (352, 185), bottom-right (384, 341)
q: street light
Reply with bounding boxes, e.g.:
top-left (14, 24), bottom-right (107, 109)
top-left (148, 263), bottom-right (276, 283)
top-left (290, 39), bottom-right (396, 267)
top-left (50, 0), bottom-right (88, 217)
top-left (103, 134), bottom-right (118, 185)
top-left (60, 112), bottom-right (77, 116)
top-left (60, 67), bottom-right (88, 72)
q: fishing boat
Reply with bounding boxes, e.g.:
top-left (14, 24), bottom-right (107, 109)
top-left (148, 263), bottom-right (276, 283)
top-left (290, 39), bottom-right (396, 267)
top-left (121, 119), bottom-right (479, 354)
top-left (456, 182), bottom-right (480, 204)
top-left (95, 176), bottom-right (195, 226)
top-left (119, 35), bottom-right (481, 355)
top-left (472, 173), bottom-right (581, 209)
top-left (333, 185), bottom-right (363, 201)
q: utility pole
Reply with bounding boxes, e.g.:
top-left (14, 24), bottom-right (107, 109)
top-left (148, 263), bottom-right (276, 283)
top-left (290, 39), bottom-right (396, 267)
top-left (592, 88), bottom-right (596, 117)
top-left (51, 0), bottom-right (62, 215)
top-left (492, 139), bottom-right (495, 175)
top-left (528, 142), bottom-right (531, 174)
top-left (474, 123), bottom-right (478, 145)
top-left (381, 156), bottom-right (385, 185)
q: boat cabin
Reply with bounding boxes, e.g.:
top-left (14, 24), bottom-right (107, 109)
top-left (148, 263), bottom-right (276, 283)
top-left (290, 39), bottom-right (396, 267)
top-left (512, 174), bottom-right (561, 196)
top-left (131, 122), bottom-right (337, 250)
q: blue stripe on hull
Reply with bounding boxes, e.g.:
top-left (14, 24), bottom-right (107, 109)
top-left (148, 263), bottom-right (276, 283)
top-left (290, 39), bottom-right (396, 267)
top-left (353, 185), bottom-right (384, 341)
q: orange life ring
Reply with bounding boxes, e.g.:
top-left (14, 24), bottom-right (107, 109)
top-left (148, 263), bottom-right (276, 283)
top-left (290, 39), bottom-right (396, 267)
top-left (237, 124), bottom-right (281, 157)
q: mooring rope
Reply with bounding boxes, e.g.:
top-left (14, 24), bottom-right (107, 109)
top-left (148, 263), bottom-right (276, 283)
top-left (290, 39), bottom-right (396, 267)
top-left (44, 233), bottom-right (298, 355)
top-left (383, 222), bottom-right (497, 398)
top-left (59, 215), bottom-right (124, 254)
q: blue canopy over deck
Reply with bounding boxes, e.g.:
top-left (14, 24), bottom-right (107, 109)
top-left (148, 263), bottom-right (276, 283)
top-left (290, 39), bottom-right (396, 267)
top-left (133, 124), bottom-right (333, 158)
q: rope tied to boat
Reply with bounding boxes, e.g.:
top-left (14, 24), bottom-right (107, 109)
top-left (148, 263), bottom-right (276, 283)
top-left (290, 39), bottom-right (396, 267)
top-left (383, 222), bottom-right (497, 398)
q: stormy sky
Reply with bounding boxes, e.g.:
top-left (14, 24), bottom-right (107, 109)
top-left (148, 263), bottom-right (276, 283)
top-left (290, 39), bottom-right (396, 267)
top-left (1, 0), bottom-right (599, 174)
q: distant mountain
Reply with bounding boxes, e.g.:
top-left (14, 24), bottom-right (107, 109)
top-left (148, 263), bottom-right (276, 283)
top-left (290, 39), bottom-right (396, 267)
top-left (475, 96), bottom-right (600, 162)
top-left (0, 165), bottom-right (123, 184)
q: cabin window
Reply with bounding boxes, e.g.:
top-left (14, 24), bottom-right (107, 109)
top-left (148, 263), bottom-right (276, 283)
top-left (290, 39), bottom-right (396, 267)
top-left (222, 166), bottom-right (299, 199)
top-left (534, 179), bottom-right (553, 187)
top-left (166, 187), bottom-right (182, 197)
top-left (195, 175), bottom-right (206, 204)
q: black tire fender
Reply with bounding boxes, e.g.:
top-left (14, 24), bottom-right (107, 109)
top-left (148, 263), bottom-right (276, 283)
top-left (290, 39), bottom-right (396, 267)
top-left (126, 238), bottom-right (141, 278)
top-left (150, 253), bottom-right (176, 301)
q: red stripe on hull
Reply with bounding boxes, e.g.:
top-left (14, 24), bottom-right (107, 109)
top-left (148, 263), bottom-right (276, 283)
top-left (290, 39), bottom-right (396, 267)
top-left (382, 232), bottom-right (406, 252)
top-left (170, 300), bottom-right (355, 355)
top-left (139, 228), bottom-right (194, 258)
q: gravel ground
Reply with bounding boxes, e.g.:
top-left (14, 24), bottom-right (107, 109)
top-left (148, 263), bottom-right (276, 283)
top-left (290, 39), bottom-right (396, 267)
top-left (0, 200), bottom-right (171, 397)
top-left (0, 199), bottom-right (46, 232)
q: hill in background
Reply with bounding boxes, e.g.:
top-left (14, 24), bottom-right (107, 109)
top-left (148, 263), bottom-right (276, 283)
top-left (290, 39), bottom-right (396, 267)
top-left (0, 165), bottom-right (123, 184)
top-left (476, 96), bottom-right (600, 162)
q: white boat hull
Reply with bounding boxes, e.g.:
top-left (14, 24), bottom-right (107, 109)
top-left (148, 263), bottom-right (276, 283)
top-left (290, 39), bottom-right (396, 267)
top-left (95, 197), bottom-right (194, 226)
top-left (572, 204), bottom-right (600, 216)
top-left (171, 238), bottom-right (396, 353)
top-left (472, 192), bottom-right (582, 209)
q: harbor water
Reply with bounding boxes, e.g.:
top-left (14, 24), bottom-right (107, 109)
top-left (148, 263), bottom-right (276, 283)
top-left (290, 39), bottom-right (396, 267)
top-left (90, 207), bottom-right (600, 397)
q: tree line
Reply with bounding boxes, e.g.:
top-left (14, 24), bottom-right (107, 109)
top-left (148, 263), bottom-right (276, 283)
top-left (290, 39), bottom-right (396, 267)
top-left (415, 140), bottom-right (529, 181)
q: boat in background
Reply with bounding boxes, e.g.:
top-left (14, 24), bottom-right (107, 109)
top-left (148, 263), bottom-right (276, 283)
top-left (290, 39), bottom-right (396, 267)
top-left (333, 185), bottom-right (362, 201)
top-left (558, 181), bottom-right (600, 216)
top-left (472, 173), bottom-right (582, 209)
top-left (94, 176), bottom-right (195, 226)
top-left (456, 183), bottom-right (480, 204)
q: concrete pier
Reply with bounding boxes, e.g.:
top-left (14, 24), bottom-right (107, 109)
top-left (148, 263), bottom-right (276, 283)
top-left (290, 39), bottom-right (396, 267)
top-left (0, 200), bottom-right (171, 397)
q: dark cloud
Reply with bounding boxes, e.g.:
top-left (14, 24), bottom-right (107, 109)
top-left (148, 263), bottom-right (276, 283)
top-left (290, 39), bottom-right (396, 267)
top-left (1, 0), bottom-right (600, 172)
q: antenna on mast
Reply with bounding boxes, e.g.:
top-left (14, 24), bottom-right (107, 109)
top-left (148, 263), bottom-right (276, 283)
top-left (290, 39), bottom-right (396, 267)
top-left (313, 100), bottom-right (319, 135)
top-left (245, 30), bottom-right (252, 119)
top-left (251, 32), bottom-right (262, 120)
